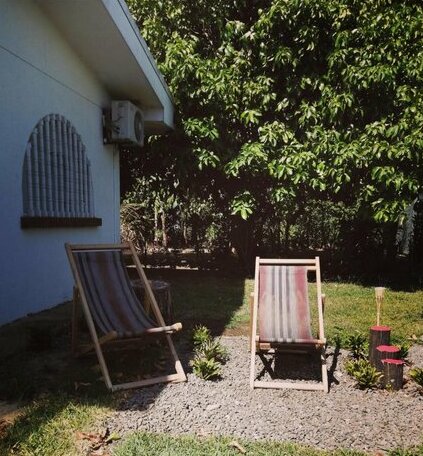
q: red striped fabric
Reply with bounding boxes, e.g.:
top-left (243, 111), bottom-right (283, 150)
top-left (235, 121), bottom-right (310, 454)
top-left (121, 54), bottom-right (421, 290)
top-left (258, 265), bottom-right (313, 343)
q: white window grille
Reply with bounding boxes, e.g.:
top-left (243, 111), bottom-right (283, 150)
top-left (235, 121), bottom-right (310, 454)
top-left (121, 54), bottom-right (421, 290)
top-left (22, 114), bottom-right (95, 220)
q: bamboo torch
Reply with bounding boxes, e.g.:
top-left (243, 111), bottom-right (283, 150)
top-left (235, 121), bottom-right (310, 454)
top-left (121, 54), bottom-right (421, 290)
top-left (374, 287), bottom-right (385, 326)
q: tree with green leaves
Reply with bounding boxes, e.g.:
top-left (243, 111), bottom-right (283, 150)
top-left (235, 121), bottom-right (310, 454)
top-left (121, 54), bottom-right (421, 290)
top-left (125, 0), bottom-right (422, 267)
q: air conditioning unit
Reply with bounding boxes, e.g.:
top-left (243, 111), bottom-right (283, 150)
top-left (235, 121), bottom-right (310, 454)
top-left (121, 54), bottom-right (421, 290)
top-left (110, 100), bottom-right (144, 146)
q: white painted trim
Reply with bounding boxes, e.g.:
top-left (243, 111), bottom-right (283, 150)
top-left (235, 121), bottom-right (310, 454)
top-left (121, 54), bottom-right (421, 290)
top-left (114, 0), bottom-right (174, 103)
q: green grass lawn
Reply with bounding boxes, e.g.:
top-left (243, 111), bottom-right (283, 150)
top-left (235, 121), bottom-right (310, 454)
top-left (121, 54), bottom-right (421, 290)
top-left (0, 269), bottom-right (422, 455)
top-left (317, 282), bottom-right (423, 345)
top-left (113, 432), bottom-right (368, 456)
top-left (147, 269), bottom-right (423, 345)
top-left (0, 395), bottom-right (113, 456)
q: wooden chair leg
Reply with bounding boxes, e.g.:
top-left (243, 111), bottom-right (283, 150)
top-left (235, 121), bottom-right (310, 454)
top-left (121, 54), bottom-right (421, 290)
top-left (165, 333), bottom-right (187, 381)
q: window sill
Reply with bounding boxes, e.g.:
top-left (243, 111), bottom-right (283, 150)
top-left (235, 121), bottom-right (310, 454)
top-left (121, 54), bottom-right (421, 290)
top-left (21, 216), bottom-right (102, 228)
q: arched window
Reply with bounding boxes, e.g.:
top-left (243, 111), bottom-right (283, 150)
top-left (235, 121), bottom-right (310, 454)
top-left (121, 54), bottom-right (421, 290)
top-left (21, 114), bottom-right (101, 228)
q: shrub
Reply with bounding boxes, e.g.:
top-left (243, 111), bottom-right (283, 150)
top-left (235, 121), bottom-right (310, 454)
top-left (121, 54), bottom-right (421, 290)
top-left (409, 368), bottom-right (423, 387)
top-left (200, 339), bottom-right (229, 364)
top-left (398, 342), bottom-right (411, 361)
top-left (347, 331), bottom-right (368, 360)
top-left (330, 327), bottom-right (353, 348)
top-left (191, 325), bottom-right (229, 380)
top-left (191, 356), bottom-right (221, 380)
top-left (192, 325), bottom-right (211, 347)
top-left (345, 359), bottom-right (382, 389)
top-left (391, 336), bottom-right (411, 361)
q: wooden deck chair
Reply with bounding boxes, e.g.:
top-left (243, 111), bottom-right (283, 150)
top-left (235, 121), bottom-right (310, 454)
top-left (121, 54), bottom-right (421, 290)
top-left (65, 242), bottom-right (187, 392)
top-left (249, 257), bottom-right (328, 392)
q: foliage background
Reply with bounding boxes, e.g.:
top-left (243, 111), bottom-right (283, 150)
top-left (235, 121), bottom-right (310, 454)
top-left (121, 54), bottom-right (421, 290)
top-left (122, 0), bottom-right (423, 281)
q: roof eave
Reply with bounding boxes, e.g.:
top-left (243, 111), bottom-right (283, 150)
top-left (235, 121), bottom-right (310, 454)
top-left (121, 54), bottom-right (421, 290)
top-left (37, 0), bottom-right (174, 133)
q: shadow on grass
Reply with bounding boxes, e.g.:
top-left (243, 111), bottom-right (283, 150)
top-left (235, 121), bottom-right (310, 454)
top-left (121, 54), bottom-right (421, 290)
top-left (142, 267), bottom-right (248, 337)
top-left (0, 304), bottom-right (172, 401)
top-left (6, 262), bottom-right (419, 453)
top-left (0, 337), bottom-right (189, 454)
top-left (0, 308), bottom-right (185, 453)
top-left (0, 267), bottom-right (248, 453)
top-left (143, 249), bottom-right (423, 292)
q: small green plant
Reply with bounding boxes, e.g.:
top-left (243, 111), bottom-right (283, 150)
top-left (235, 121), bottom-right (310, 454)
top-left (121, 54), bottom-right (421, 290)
top-left (344, 359), bottom-right (357, 376)
top-left (199, 339), bottom-right (229, 364)
top-left (398, 342), bottom-right (411, 360)
top-left (347, 331), bottom-right (368, 360)
top-left (409, 367), bottom-right (423, 387)
top-left (191, 356), bottom-right (221, 380)
top-left (388, 447), bottom-right (423, 456)
top-left (192, 325), bottom-right (211, 347)
top-left (344, 358), bottom-right (382, 389)
top-left (331, 327), bottom-right (349, 348)
top-left (385, 382), bottom-right (393, 392)
top-left (392, 336), bottom-right (411, 361)
top-left (191, 325), bottom-right (229, 380)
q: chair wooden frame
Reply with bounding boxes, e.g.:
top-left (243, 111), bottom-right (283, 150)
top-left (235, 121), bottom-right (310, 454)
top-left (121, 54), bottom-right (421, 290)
top-left (249, 257), bottom-right (328, 392)
top-left (65, 242), bottom-right (187, 392)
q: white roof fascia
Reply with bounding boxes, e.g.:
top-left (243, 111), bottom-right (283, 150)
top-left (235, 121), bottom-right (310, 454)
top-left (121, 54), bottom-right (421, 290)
top-left (101, 0), bottom-right (174, 130)
top-left (36, 0), bottom-right (174, 132)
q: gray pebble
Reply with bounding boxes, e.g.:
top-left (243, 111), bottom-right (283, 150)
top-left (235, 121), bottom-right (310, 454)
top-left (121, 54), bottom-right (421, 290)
top-left (104, 336), bottom-right (423, 452)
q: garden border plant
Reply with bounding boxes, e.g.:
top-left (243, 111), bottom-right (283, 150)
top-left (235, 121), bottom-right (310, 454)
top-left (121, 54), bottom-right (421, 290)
top-left (409, 367), bottom-right (423, 388)
top-left (190, 325), bottom-right (229, 380)
top-left (343, 324), bottom-right (417, 391)
top-left (344, 331), bottom-right (383, 389)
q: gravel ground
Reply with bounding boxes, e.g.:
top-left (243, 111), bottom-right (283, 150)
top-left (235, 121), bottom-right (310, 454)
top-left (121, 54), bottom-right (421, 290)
top-left (106, 337), bottom-right (423, 453)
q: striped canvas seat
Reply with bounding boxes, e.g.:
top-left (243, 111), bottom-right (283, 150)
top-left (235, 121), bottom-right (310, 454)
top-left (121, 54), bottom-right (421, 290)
top-left (250, 257), bottom-right (328, 392)
top-left (258, 265), bottom-right (314, 343)
top-left (73, 250), bottom-right (157, 338)
top-left (66, 242), bottom-right (187, 391)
